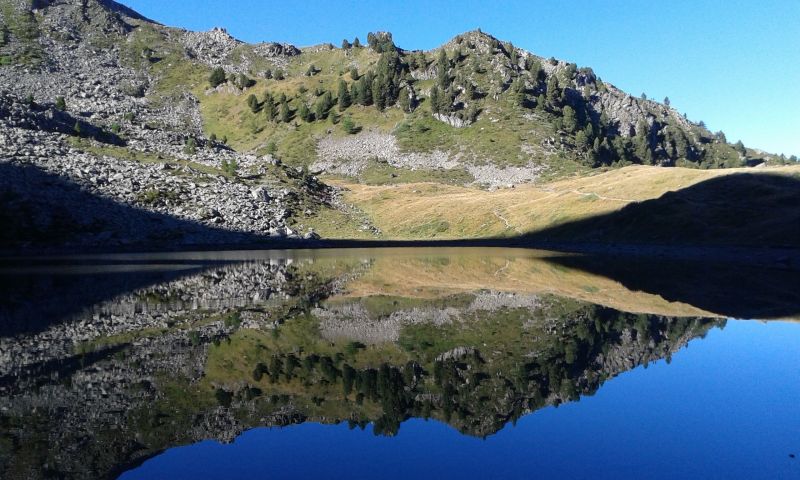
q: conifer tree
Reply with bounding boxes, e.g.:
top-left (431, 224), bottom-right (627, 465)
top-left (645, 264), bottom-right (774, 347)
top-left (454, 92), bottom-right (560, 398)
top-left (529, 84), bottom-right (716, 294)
top-left (546, 76), bottom-right (561, 107)
top-left (562, 105), bottom-right (578, 132)
top-left (353, 37), bottom-right (361, 48)
top-left (315, 91), bottom-right (333, 120)
top-left (464, 82), bottom-right (475, 100)
top-left (280, 98), bottom-right (291, 122)
top-left (263, 92), bottom-right (276, 121)
top-left (398, 88), bottom-right (411, 113)
top-left (337, 80), bottom-right (351, 110)
top-left (510, 78), bottom-right (526, 107)
top-left (341, 39), bottom-right (351, 49)
top-left (298, 102), bottom-right (312, 122)
top-left (372, 78), bottom-right (386, 110)
top-left (430, 85), bottom-right (441, 114)
top-left (436, 49), bottom-right (450, 89)
top-left (246, 94), bottom-right (259, 113)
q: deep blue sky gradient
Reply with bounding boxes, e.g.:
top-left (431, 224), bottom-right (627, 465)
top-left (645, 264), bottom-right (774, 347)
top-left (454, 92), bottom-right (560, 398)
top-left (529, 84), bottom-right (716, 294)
top-left (121, 0), bottom-right (800, 157)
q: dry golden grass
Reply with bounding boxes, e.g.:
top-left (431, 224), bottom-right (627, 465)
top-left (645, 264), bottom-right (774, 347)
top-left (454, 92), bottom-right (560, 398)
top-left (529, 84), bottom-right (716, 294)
top-left (329, 247), bottom-right (718, 318)
top-left (330, 165), bottom-right (800, 239)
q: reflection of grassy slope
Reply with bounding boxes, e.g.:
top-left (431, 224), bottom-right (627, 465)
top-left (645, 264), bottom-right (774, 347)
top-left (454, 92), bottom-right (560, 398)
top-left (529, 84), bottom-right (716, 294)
top-left (333, 165), bottom-right (800, 240)
top-left (336, 248), bottom-right (716, 317)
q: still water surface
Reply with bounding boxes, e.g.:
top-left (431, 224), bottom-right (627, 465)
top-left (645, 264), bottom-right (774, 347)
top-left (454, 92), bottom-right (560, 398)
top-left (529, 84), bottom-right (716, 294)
top-left (0, 248), bottom-right (798, 479)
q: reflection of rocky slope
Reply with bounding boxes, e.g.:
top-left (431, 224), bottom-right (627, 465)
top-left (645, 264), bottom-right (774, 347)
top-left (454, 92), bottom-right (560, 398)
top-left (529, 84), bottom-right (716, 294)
top-left (0, 253), bottom-right (722, 479)
top-left (317, 291), bottom-right (543, 343)
top-left (0, 257), bottom-right (315, 377)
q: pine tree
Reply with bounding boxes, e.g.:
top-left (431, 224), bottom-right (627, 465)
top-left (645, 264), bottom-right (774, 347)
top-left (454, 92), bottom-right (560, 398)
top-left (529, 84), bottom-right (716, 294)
top-left (350, 83), bottom-right (359, 105)
top-left (298, 102), bottom-right (312, 122)
top-left (337, 80), bottom-right (351, 111)
top-left (315, 91), bottom-right (333, 120)
top-left (546, 76), bottom-right (560, 107)
top-left (263, 93), bottom-right (276, 121)
top-left (357, 75), bottom-right (372, 105)
top-left (398, 88), bottom-right (411, 113)
top-left (575, 129), bottom-right (587, 146)
top-left (353, 37), bottom-right (361, 48)
top-left (372, 77), bottom-right (386, 110)
top-left (280, 98), bottom-right (291, 122)
top-left (526, 58), bottom-right (543, 81)
top-left (464, 82), bottom-right (475, 100)
top-left (562, 105), bottom-right (578, 132)
top-left (341, 39), bottom-right (351, 49)
top-left (635, 120), bottom-right (652, 162)
top-left (536, 94), bottom-right (546, 110)
top-left (246, 94), bottom-right (259, 113)
top-left (430, 85), bottom-right (441, 114)
top-left (349, 66), bottom-right (359, 80)
top-left (664, 96), bottom-right (671, 106)
top-left (55, 96), bottom-right (66, 111)
top-left (510, 78), bottom-right (525, 107)
top-left (436, 49), bottom-right (450, 89)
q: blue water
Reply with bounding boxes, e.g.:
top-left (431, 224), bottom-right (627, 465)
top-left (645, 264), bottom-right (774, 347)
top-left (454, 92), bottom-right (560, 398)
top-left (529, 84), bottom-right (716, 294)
top-left (120, 320), bottom-right (800, 480)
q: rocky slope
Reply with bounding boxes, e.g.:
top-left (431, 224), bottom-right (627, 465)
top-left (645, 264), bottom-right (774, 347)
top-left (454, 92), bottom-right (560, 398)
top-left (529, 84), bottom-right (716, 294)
top-left (0, 0), bottom-right (330, 250)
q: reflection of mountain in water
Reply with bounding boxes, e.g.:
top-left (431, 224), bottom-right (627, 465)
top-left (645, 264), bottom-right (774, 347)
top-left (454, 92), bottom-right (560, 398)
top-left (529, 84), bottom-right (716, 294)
top-left (0, 251), bottom-right (727, 480)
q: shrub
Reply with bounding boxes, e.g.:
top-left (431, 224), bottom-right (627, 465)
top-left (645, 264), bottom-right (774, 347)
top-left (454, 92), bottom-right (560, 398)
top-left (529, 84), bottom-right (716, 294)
top-left (237, 73), bottom-right (254, 89)
top-left (55, 96), bottom-right (66, 111)
top-left (121, 81), bottom-right (146, 97)
top-left (209, 67), bottom-right (226, 88)
top-left (341, 116), bottom-right (358, 134)
top-left (221, 158), bottom-right (238, 176)
top-left (183, 137), bottom-right (197, 155)
top-left (110, 123), bottom-right (121, 134)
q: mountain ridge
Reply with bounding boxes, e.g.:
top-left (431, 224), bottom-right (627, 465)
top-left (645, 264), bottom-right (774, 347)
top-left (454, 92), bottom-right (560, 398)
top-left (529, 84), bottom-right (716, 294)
top-left (0, 0), bottom-right (797, 247)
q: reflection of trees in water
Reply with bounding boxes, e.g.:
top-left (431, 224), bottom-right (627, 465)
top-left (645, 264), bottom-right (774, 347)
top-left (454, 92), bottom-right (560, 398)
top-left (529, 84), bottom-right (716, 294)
top-left (219, 304), bottom-right (720, 438)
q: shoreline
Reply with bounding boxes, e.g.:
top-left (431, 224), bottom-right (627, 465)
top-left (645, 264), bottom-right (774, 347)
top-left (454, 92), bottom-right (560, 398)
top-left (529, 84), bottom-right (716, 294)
top-left (2, 239), bottom-right (798, 271)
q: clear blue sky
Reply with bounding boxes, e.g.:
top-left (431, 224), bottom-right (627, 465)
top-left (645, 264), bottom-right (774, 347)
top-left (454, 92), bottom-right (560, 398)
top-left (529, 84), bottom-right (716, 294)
top-left (122, 0), bottom-right (799, 157)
